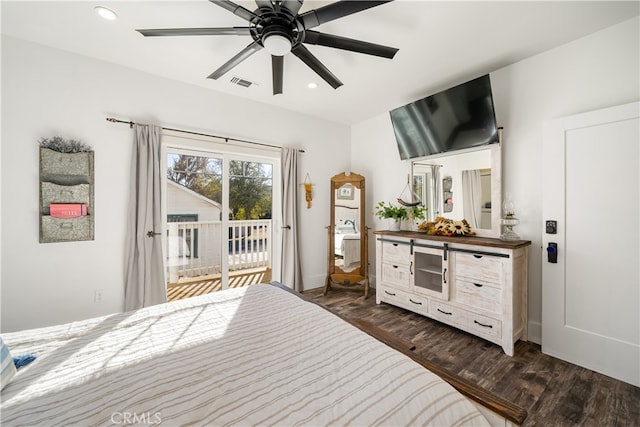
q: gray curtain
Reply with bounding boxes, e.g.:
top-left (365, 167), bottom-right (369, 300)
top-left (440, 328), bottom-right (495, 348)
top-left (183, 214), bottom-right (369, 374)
top-left (280, 147), bottom-right (303, 291)
top-left (124, 124), bottom-right (167, 311)
top-left (462, 169), bottom-right (482, 228)
top-left (433, 165), bottom-right (441, 217)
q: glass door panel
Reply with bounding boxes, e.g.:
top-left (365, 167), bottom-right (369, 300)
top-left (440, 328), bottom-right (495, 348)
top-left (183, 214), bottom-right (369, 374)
top-left (413, 246), bottom-right (449, 300)
top-left (166, 151), bottom-right (223, 297)
top-left (228, 159), bottom-right (273, 283)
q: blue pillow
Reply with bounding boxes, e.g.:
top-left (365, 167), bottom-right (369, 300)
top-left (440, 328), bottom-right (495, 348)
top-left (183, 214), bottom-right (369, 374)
top-left (1, 337), bottom-right (17, 390)
top-left (13, 354), bottom-right (37, 369)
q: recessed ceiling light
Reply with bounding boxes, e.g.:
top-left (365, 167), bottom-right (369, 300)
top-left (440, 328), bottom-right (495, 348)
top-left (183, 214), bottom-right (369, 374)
top-left (307, 82), bottom-right (318, 89)
top-left (94, 6), bottom-right (118, 21)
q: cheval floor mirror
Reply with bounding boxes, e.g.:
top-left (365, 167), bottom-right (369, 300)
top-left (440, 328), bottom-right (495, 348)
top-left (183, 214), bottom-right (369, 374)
top-left (324, 172), bottom-right (369, 298)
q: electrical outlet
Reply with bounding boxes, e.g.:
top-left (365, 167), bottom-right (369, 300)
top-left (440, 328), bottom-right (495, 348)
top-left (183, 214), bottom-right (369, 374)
top-left (94, 289), bottom-right (104, 303)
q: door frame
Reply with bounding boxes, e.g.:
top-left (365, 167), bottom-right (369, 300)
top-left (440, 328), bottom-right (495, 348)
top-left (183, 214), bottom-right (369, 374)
top-left (161, 130), bottom-right (282, 289)
top-left (542, 101), bottom-right (639, 386)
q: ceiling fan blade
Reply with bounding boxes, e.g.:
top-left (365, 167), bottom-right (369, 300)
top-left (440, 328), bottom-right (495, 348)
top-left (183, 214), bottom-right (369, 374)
top-left (299, 1), bottom-right (392, 29)
top-left (209, 0), bottom-right (259, 22)
top-left (272, 55), bottom-right (284, 95)
top-left (304, 30), bottom-right (398, 59)
top-left (208, 41), bottom-right (263, 80)
top-left (292, 44), bottom-right (343, 89)
top-left (255, 0), bottom-right (273, 10)
top-left (137, 27), bottom-right (251, 37)
top-left (280, 0), bottom-right (303, 16)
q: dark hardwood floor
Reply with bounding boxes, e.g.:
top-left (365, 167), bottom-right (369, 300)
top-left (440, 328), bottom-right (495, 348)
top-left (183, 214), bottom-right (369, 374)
top-left (303, 287), bottom-right (640, 427)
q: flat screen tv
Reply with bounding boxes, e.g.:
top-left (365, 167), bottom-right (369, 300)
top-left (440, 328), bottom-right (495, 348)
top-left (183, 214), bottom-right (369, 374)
top-left (389, 74), bottom-right (499, 160)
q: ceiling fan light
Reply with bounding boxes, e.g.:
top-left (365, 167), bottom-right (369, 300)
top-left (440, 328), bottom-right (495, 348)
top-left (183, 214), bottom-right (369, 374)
top-left (263, 34), bottom-right (292, 56)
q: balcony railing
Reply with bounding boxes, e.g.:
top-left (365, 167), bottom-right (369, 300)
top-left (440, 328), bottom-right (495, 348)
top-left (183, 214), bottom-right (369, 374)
top-left (166, 219), bottom-right (272, 283)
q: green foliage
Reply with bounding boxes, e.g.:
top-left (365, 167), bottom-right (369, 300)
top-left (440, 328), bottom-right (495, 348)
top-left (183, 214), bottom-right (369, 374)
top-left (374, 201), bottom-right (409, 220)
top-left (375, 202), bottom-right (427, 221)
top-left (409, 205), bottom-right (427, 221)
top-left (167, 155), bottom-right (273, 219)
top-left (228, 160), bottom-right (272, 219)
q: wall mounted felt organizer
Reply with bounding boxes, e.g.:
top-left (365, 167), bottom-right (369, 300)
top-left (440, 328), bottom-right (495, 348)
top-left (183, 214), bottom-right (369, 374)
top-left (39, 142), bottom-right (95, 243)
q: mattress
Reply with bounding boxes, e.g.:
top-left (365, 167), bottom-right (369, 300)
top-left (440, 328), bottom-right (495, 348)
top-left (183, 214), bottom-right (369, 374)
top-left (1, 284), bottom-right (489, 426)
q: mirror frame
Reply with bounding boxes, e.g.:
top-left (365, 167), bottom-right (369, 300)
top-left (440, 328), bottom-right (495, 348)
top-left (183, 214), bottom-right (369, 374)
top-left (410, 143), bottom-right (502, 238)
top-left (324, 172), bottom-right (370, 297)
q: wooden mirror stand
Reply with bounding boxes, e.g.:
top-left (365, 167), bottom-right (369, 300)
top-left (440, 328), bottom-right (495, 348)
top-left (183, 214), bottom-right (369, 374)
top-left (324, 172), bottom-right (370, 298)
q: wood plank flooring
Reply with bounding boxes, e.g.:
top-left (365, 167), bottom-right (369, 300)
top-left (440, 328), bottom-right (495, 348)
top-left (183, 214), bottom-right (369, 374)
top-left (303, 287), bottom-right (640, 427)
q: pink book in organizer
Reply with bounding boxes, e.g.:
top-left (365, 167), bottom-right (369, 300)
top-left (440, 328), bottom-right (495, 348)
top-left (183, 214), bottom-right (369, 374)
top-left (50, 203), bottom-right (88, 218)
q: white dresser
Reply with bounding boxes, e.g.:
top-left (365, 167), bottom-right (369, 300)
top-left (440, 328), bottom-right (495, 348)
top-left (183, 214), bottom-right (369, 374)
top-left (375, 231), bottom-right (531, 356)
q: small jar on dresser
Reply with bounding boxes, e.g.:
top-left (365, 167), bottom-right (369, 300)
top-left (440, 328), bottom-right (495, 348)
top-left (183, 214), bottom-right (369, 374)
top-left (374, 230), bottom-right (531, 356)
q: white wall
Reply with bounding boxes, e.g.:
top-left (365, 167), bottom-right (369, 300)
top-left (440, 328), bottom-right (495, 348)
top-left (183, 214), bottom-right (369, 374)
top-left (352, 17), bottom-right (639, 344)
top-left (3, 17), bottom-right (638, 335)
top-left (1, 35), bottom-right (349, 332)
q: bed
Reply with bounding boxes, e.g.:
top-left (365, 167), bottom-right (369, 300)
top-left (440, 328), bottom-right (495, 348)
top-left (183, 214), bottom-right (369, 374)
top-left (0, 283), bottom-right (525, 426)
top-left (334, 231), bottom-right (361, 268)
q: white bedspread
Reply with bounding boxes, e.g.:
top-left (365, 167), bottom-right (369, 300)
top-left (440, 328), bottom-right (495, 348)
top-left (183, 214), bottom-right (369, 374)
top-left (1, 284), bottom-right (488, 426)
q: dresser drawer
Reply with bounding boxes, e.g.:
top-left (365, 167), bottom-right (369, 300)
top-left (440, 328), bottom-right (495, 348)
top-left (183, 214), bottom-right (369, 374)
top-left (467, 312), bottom-right (502, 340)
top-left (380, 263), bottom-right (411, 290)
top-left (455, 279), bottom-right (501, 314)
top-left (456, 252), bottom-right (505, 284)
top-left (381, 241), bottom-right (411, 266)
top-left (430, 300), bottom-right (466, 327)
top-left (378, 285), bottom-right (428, 315)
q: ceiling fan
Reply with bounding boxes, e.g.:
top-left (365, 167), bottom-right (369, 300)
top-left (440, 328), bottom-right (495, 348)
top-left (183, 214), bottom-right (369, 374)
top-left (136, 0), bottom-right (399, 95)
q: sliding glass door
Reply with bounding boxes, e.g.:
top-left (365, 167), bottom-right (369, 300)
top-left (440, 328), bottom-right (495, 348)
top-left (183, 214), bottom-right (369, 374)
top-left (162, 133), bottom-right (280, 300)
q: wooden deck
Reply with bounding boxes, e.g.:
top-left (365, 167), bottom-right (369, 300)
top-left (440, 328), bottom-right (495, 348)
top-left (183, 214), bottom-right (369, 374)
top-left (167, 267), bottom-right (272, 301)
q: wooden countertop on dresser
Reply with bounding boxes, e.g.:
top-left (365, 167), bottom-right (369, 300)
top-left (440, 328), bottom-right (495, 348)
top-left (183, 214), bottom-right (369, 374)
top-left (373, 230), bottom-right (532, 249)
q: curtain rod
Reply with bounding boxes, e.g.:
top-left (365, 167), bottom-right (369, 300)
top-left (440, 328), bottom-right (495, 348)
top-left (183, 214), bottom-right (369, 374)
top-left (106, 117), bottom-right (304, 153)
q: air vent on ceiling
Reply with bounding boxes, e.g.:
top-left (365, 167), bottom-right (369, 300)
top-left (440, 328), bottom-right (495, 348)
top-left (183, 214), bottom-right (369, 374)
top-left (230, 76), bottom-right (255, 88)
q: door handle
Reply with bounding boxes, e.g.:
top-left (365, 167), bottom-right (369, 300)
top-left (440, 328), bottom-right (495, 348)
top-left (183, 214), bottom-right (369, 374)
top-left (547, 242), bottom-right (558, 263)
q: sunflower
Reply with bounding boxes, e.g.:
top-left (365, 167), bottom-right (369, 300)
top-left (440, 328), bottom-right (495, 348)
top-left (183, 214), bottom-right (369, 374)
top-left (450, 219), bottom-right (473, 236)
top-left (434, 220), bottom-right (452, 235)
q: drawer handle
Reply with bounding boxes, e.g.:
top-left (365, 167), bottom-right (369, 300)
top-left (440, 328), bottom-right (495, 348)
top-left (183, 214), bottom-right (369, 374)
top-left (473, 254), bottom-right (483, 259)
top-left (409, 298), bottom-right (422, 305)
top-left (392, 265), bottom-right (398, 269)
top-left (392, 243), bottom-right (398, 247)
top-left (437, 308), bottom-right (452, 316)
top-left (474, 320), bottom-right (493, 329)
top-left (473, 283), bottom-right (483, 287)
top-left (384, 290), bottom-right (396, 296)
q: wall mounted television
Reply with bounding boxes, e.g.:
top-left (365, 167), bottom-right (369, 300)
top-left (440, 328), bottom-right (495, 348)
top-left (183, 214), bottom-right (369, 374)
top-left (389, 74), bottom-right (499, 160)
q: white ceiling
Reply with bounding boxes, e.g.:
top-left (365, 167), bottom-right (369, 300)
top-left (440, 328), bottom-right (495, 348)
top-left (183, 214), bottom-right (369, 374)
top-left (2, 1), bottom-right (638, 125)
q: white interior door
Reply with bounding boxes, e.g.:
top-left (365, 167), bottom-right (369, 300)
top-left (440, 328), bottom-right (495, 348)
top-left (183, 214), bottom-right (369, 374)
top-left (542, 102), bottom-right (639, 386)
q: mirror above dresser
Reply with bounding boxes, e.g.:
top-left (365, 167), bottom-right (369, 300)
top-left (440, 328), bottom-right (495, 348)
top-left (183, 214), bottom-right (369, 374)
top-left (411, 143), bottom-right (502, 238)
